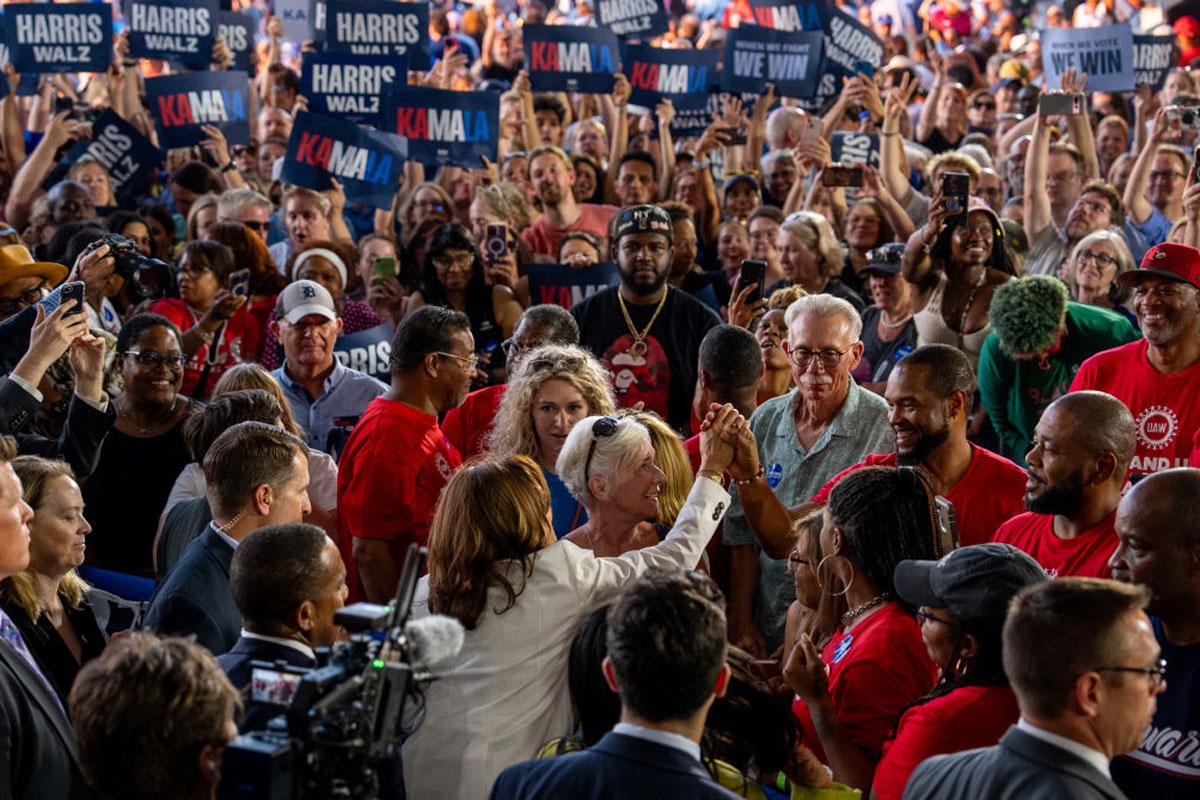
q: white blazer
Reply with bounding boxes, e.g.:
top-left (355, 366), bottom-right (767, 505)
top-left (401, 477), bottom-right (731, 800)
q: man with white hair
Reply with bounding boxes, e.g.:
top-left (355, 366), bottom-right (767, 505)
top-left (217, 187), bottom-right (273, 243)
top-left (765, 106), bottom-right (812, 151)
top-left (721, 294), bottom-right (892, 654)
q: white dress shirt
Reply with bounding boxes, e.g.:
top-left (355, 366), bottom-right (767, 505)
top-left (1016, 718), bottom-right (1112, 779)
top-left (612, 722), bottom-right (701, 762)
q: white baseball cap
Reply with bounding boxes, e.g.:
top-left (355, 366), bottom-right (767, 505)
top-left (274, 279), bottom-right (337, 324)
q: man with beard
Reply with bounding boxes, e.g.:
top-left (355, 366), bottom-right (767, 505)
top-left (572, 205), bottom-right (720, 430)
top-left (805, 344), bottom-right (1027, 547)
top-left (1071, 242), bottom-right (1200, 485)
top-left (992, 392), bottom-right (1134, 579)
top-left (1109, 469), bottom-right (1200, 798)
top-left (521, 145), bottom-right (618, 259)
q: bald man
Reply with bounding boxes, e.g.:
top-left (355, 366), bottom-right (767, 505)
top-left (1109, 469), bottom-right (1200, 798)
top-left (992, 392), bottom-right (1135, 578)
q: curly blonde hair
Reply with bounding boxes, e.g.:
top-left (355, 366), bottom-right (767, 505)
top-left (488, 345), bottom-right (616, 465)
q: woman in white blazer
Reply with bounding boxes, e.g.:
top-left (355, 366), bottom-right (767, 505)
top-left (402, 408), bottom-right (746, 799)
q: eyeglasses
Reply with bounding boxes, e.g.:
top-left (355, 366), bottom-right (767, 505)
top-left (124, 350), bottom-right (186, 368)
top-left (1149, 170), bottom-right (1186, 183)
top-left (240, 220), bottom-right (269, 232)
top-left (434, 351), bottom-right (479, 371)
top-left (972, 101), bottom-right (996, 110)
top-left (1095, 657), bottom-right (1168, 690)
top-left (433, 252), bottom-right (473, 270)
top-left (786, 343), bottom-right (854, 370)
top-left (232, 146), bottom-right (255, 157)
top-left (786, 553), bottom-right (810, 573)
top-left (915, 608), bottom-right (959, 629)
top-left (0, 282), bottom-right (47, 314)
top-left (501, 338), bottom-right (527, 360)
top-left (583, 416), bottom-right (619, 486)
top-left (1076, 249), bottom-right (1120, 268)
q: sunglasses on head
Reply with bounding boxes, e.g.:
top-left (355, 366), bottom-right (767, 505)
top-left (583, 417), bottom-right (619, 486)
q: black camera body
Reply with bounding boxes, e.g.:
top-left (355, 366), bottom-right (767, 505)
top-left (96, 233), bottom-right (172, 300)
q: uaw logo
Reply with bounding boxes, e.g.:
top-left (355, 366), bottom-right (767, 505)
top-left (1135, 405), bottom-right (1178, 451)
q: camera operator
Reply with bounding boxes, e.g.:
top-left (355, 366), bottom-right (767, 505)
top-left (144, 422), bottom-right (312, 655)
top-left (219, 522), bottom-right (349, 732)
top-left (69, 633), bottom-right (240, 800)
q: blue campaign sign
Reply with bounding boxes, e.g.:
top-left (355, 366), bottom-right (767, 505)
top-left (722, 26), bottom-right (824, 99)
top-left (217, 11), bottom-right (256, 75)
top-left (830, 131), bottom-right (880, 168)
top-left (747, 0), bottom-right (828, 32)
top-left (145, 70), bottom-right (251, 149)
top-left (3, 3), bottom-right (112, 74)
top-left (281, 110), bottom-right (408, 210)
top-left (1042, 24), bottom-right (1136, 93)
top-left (335, 322), bottom-right (393, 383)
top-left (75, 110), bottom-right (162, 204)
top-left (807, 8), bottom-right (884, 111)
top-left (524, 25), bottom-right (621, 94)
top-left (275, 0), bottom-right (313, 44)
top-left (624, 45), bottom-right (717, 137)
top-left (310, 0), bottom-right (326, 46)
top-left (383, 87), bottom-right (499, 168)
top-left (596, 0), bottom-right (669, 39)
top-left (126, 0), bottom-right (218, 67)
top-left (325, 1), bottom-right (429, 70)
top-left (1133, 34), bottom-right (1175, 91)
top-left (528, 262), bottom-right (620, 311)
top-left (0, 39), bottom-right (41, 96)
top-left (302, 53), bottom-right (406, 126)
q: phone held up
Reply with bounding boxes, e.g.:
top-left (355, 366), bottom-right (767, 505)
top-left (941, 171), bottom-right (970, 226)
top-left (823, 164), bottom-right (865, 188)
top-left (736, 259), bottom-right (767, 306)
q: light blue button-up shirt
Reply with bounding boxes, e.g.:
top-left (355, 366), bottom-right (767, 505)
top-left (273, 360), bottom-right (387, 460)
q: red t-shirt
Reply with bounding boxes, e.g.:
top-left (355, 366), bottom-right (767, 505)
top-left (992, 510), bottom-right (1117, 579)
top-left (1071, 340), bottom-right (1200, 484)
top-left (808, 446), bottom-right (1027, 546)
top-left (872, 684), bottom-right (1019, 800)
top-left (337, 397), bottom-right (462, 601)
top-left (150, 298), bottom-right (261, 400)
top-left (521, 203), bottom-right (618, 260)
top-left (792, 603), bottom-right (937, 764)
top-left (442, 384), bottom-right (505, 460)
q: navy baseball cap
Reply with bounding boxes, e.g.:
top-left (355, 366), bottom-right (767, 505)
top-left (894, 543), bottom-right (1047, 628)
top-left (862, 243), bottom-right (906, 276)
top-left (613, 205), bottom-right (673, 244)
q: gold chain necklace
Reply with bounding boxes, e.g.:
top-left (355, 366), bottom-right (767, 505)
top-left (617, 286), bottom-right (669, 358)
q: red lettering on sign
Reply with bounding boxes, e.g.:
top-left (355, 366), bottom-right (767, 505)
top-left (394, 107), bottom-right (428, 140)
top-left (530, 41), bottom-right (558, 72)
top-left (157, 94), bottom-right (194, 127)
top-left (629, 61), bottom-right (657, 90)
top-left (296, 131), bottom-right (323, 165)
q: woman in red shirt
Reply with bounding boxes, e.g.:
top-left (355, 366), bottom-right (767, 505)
top-left (782, 467), bottom-right (946, 792)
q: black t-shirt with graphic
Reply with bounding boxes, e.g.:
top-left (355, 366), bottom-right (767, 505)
top-left (572, 286), bottom-right (721, 432)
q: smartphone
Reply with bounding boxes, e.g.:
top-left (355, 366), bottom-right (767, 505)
top-left (736, 259), bottom-right (767, 305)
top-left (799, 114), bottom-right (822, 144)
top-left (60, 281), bottom-right (85, 315)
top-left (372, 256), bottom-right (397, 281)
top-left (228, 269), bottom-right (251, 299)
top-left (934, 495), bottom-right (960, 555)
top-left (72, 105), bottom-right (98, 124)
top-left (485, 223), bottom-right (509, 262)
top-left (941, 171), bottom-right (970, 224)
top-left (1038, 92), bottom-right (1083, 117)
top-left (853, 59), bottom-right (876, 79)
top-left (823, 164), bottom-right (865, 188)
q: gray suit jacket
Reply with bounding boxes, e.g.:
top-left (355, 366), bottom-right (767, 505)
top-left (904, 727), bottom-right (1128, 800)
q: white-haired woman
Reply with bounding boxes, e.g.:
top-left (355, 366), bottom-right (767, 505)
top-left (489, 345), bottom-right (616, 538)
top-left (768, 213), bottom-right (865, 311)
top-left (1063, 229), bottom-right (1136, 328)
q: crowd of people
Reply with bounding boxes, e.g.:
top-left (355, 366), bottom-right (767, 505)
top-left (1, 0), bottom-right (1199, 798)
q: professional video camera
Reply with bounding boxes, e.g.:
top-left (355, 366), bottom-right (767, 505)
top-left (218, 546), bottom-right (463, 799)
top-left (91, 233), bottom-right (172, 300)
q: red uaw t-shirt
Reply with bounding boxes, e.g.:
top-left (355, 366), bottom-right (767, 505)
top-left (151, 298), bottom-right (261, 400)
top-left (873, 684), bottom-right (1020, 800)
top-left (808, 446), bottom-right (1027, 546)
top-left (992, 510), bottom-right (1118, 579)
top-left (792, 603), bottom-right (937, 764)
top-left (1071, 340), bottom-right (1200, 484)
top-left (337, 397), bottom-right (462, 601)
top-left (442, 384), bottom-right (505, 460)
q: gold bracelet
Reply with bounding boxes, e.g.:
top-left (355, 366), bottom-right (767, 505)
top-left (697, 469), bottom-right (724, 485)
top-left (734, 464), bottom-right (765, 486)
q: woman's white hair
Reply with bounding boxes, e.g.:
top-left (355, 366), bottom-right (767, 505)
top-left (557, 415), bottom-right (652, 509)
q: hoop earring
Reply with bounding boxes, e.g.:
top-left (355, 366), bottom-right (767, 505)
top-left (830, 561), bottom-right (855, 598)
top-left (814, 553), bottom-right (836, 591)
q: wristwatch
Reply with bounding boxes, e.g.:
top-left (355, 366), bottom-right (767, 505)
top-left (220, 161), bottom-right (237, 173)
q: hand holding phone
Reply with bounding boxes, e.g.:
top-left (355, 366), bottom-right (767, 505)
top-left (371, 256), bottom-right (397, 282)
top-left (60, 281), bottom-right (85, 316)
top-left (228, 269), bottom-right (252, 299)
top-left (485, 223), bottom-right (509, 263)
top-left (941, 171), bottom-right (970, 225)
top-left (823, 165), bottom-right (865, 188)
top-left (736, 260), bottom-right (767, 306)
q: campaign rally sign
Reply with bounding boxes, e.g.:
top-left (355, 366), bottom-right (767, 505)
top-left (625, 45), bottom-right (718, 137)
top-left (596, 0), bottom-right (669, 39)
top-left (52, 110), bottom-right (161, 204)
top-left (310, 0), bottom-right (327, 46)
top-left (126, 0), bottom-right (218, 67)
top-left (325, 1), bottom-right (430, 70)
top-left (275, 0), bottom-right (314, 44)
top-left (335, 322), bottom-right (392, 383)
top-left (523, 25), bottom-right (621, 94)
top-left (384, 87), bottom-right (499, 168)
top-left (810, 9), bottom-right (884, 110)
top-left (3, 3), bottom-right (112, 74)
top-left (282, 111), bottom-right (408, 210)
top-left (1042, 24), bottom-right (1136, 93)
top-left (831, 131), bottom-right (879, 168)
top-left (302, 53), bottom-right (406, 126)
top-left (0, 44), bottom-right (39, 96)
top-left (1133, 34), bottom-right (1175, 90)
top-left (747, 0), bottom-right (828, 32)
top-left (145, 70), bottom-right (251, 149)
top-left (723, 26), bottom-right (823, 99)
top-left (217, 11), bottom-right (256, 74)
top-left (528, 262), bottom-right (620, 311)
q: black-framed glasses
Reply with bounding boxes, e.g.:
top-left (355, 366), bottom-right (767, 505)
top-left (972, 101), bottom-right (996, 110)
top-left (915, 608), bottom-right (959, 629)
top-left (1076, 249), bottom-right (1120, 269)
top-left (1096, 658), bottom-right (1168, 690)
top-left (501, 338), bottom-right (524, 360)
top-left (241, 220), bottom-right (269, 232)
top-left (787, 344), bottom-right (854, 370)
top-left (0, 282), bottom-right (47, 314)
top-left (123, 350), bottom-right (186, 368)
top-left (583, 416), bottom-right (619, 486)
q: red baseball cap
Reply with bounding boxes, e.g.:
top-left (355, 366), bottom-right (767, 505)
top-left (1118, 242), bottom-right (1200, 291)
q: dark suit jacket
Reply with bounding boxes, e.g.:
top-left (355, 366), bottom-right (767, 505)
top-left (904, 727), bottom-right (1129, 800)
top-left (219, 636), bottom-right (317, 733)
top-left (144, 528), bottom-right (240, 655)
top-left (0, 641), bottom-right (89, 799)
top-left (155, 496), bottom-right (213, 580)
top-left (0, 377), bottom-right (115, 478)
top-left (488, 732), bottom-right (741, 800)
top-left (1, 595), bottom-right (106, 704)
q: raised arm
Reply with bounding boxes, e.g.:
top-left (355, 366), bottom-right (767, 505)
top-left (901, 189), bottom-right (949, 288)
top-left (1061, 69), bottom-right (1101, 181)
top-left (1125, 107), bottom-right (1170, 225)
top-left (1023, 115), bottom-right (1054, 245)
top-left (880, 73), bottom-right (917, 206)
top-left (656, 99), bottom-right (676, 202)
top-left (602, 74), bottom-right (631, 205)
top-left (5, 111), bottom-right (85, 230)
